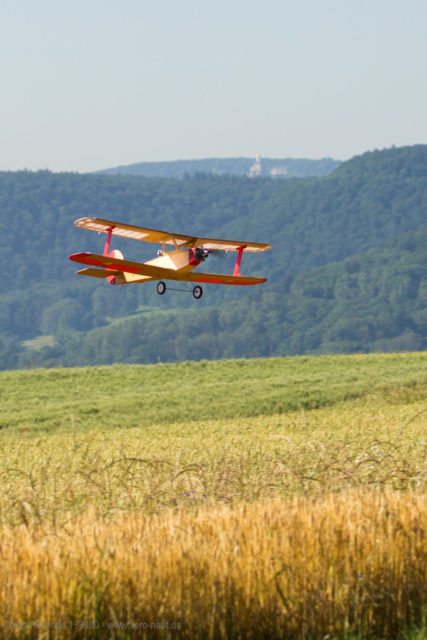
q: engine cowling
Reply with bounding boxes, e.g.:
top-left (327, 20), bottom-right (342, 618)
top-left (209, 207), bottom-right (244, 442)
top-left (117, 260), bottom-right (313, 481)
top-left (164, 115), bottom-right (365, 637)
top-left (189, 247), bottom-right (208, 265)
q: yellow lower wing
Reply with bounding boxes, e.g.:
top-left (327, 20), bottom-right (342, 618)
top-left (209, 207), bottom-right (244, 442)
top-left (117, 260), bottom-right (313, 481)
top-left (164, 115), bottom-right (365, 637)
top-left (177, 271), bottom-right (267, 285)
top-left (70, 253), bottom-right (266, 286)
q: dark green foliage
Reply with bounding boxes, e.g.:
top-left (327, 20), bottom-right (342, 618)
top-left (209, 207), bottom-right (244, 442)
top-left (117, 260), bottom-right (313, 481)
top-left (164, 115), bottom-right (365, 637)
top-left (21, 229), bottom-right (424, 368)
top-left (0, 145), bottom-right (426, 369)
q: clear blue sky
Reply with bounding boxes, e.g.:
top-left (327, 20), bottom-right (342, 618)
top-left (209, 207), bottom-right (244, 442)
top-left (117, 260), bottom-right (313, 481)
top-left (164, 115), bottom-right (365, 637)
top-left (1, 0), bottom-right (426, 172)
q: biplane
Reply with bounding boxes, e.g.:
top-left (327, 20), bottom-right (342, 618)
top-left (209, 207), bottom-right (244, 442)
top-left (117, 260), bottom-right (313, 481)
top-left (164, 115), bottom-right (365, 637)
top-left (69, 217), bottom-right (272, 299)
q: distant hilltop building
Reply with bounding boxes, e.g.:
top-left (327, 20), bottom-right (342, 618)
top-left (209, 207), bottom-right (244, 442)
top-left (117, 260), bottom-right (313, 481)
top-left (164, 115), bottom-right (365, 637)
top-left (270, 165), bottom-right (288, 177)
top-left (248, 155), bottom-right (288, 178)
top-left (248, 154), bottom-right (262, 177)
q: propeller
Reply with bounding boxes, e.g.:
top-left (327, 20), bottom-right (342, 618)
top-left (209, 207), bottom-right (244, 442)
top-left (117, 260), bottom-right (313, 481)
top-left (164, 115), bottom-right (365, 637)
top-left (207, 249), bottom-right (227, 261)
top-left (195, 246), bottom-right (227, 261)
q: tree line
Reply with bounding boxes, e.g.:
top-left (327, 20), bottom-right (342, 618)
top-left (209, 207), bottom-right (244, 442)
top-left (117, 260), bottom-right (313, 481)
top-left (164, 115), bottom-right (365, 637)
top-left (0, 144), bottom-right (426, 369)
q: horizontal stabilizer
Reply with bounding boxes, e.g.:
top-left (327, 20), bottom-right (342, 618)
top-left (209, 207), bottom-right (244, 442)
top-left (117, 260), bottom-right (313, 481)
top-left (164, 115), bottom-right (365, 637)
top-left (75, 267), bottom-right (116, 278)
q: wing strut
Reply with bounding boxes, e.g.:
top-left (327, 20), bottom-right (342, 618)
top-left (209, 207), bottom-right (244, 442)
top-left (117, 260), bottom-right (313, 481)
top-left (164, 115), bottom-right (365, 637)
top-left (233, 246), bottom-right (247, 276)
top-left (104, 226), bottom-right (115, 256)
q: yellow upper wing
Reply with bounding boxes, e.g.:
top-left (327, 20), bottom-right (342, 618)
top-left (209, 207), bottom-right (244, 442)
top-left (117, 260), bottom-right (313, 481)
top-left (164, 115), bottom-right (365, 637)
top-left (74, 217), bottom-right (272, 253)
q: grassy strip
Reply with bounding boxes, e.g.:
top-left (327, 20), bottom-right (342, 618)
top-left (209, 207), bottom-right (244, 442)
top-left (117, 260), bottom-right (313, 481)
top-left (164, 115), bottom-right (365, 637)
top-left (0, 352), bottom-right (426, 434)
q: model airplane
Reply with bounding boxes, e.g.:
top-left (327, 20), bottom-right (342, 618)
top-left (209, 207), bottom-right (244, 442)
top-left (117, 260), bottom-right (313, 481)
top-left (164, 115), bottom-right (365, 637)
top-left (69, 217), bottom-right (272, 299)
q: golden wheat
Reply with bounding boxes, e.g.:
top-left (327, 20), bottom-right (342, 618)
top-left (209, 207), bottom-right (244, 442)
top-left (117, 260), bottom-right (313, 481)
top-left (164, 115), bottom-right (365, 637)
top-left (0, 489), bottom-right (425, 639)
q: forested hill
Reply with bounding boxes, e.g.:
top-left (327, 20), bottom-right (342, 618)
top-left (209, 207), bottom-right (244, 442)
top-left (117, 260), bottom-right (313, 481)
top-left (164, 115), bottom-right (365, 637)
top-left (96, 156), bottom-right (340, 179)
top-left (333, 144), bottom-right (427, 178)
top-left (0, 144), bottom-right (426, 369)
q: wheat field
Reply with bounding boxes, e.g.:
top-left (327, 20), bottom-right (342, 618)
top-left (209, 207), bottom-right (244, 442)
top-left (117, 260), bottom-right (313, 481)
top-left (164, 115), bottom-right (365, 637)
top-left (2, 491), bottom-right (426, 639)
top-left (0, 353), bottom-right (426, 638)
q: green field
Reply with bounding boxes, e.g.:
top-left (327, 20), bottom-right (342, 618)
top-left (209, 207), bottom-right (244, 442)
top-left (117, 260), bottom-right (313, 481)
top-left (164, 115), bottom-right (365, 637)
top-left (0, 353), bottom-right (426, 638)
top-left (1, 352), bottom-right (426, 435)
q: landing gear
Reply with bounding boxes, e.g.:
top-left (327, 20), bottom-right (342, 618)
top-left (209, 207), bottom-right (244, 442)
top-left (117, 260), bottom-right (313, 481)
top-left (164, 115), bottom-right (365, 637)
top-left (157, 281), bottom-right (166, 295)
top-left (156, 281), bottom-right (203, 299)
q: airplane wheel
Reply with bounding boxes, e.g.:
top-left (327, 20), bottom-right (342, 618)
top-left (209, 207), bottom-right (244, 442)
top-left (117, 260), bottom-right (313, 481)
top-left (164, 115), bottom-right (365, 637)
top-left (193, 285), bottom-right (203, 299)
top-left (157, 281), bottom-right (166, 295)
